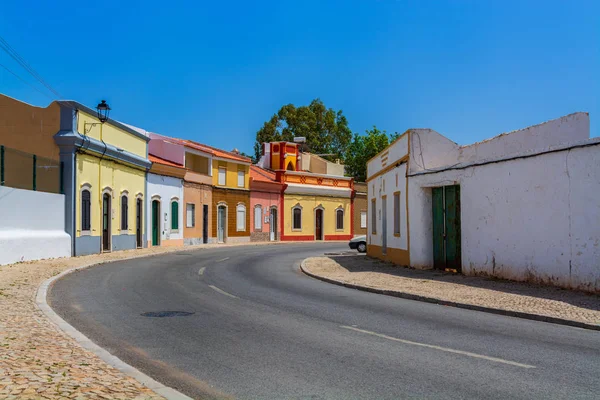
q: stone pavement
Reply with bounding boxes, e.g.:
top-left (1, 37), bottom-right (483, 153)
top-left (0, 241), bottom-right (295, 400)
top-left (303, 255), bottom-right (600, 326)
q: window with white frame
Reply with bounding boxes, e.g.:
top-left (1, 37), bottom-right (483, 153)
top-left (335, 207), bottom-right (344, 230)
top-left (237, 169), bottom-right (245, 187)
top-left (237, 204), bottom-right (246, 231)
top-left (186, 203), bottom-right (195, 227)
top-left (218, 167), bottom-right (226, 185)
top-left (254, 205), bottom-right (262, 231)
top-left (292, 205), bottom-right (302, 230)
top-left (360, 211), bottom-right (367, 229)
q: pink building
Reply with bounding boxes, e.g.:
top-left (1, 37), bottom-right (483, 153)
top-left (249, 166), bottom-right (283, 241)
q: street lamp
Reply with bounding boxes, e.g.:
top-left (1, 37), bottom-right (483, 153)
top-left (96, 100), bottom-right (111, 123)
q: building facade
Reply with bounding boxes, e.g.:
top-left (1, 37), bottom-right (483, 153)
top-left (249, 165), bottom-right (283, 241)
top-left (210, 148), bottom-right (252, 243)
top-left (368, 112), bottom-right (600, 292)
top-left (55, 101), bottom-right (151, 256)
top-left (353, 182), bottom-right (368, 236)
top-left (147, 155), bottom-right (186, 247)
top-left (257, 141), bottom-right (354, 241)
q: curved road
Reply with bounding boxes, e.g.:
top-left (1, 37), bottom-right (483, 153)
top-left (49, 244), bottom-right (600, 399)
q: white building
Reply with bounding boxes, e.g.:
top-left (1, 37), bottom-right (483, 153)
top-left (146, 155), bottom-right (186, 247)
top-left (368, 112), bottom-right (600, 292)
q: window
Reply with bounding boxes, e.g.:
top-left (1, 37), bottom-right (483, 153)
top-left (336, 208), bottom-right (344, 230)
top-left (360, 211), bottom-right (367, 229)
top-left (254, 205), bottom-right (262, 230)
top-left (121, 194), bottom-right (128, 231)
top-left (171, 201), bottom-right (179, 230)
top-left (371, 199), bottom-right (376, 234)
top-left (236, 204), bottom-right (246, 231)
top-left (186, 203), bottom-right (195, 227)
top-left (393, 192), bottom-right (401, 235)
top-left (218, 167), bottom-right (226, 185)
top-left (292, 206), bottom-right (302, 230)
top-left (238, 170), bottom-right (245, 187)
top-left (81, 189), bottom-right (91, 231)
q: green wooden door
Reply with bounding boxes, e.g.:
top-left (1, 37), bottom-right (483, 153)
top-left (432, 187), bottom-right (445, 270)
top-left (152, 200), bottom-right (159, 246)
top-left (432, 185), bottom-right (461, 272)
top-left (445, 185), bottom-right (461, 271)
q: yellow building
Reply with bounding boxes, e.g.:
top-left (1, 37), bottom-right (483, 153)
top-left (256, 141), bottom-right (354, 241)
top-left (54, 101), bottom-right (151, 255)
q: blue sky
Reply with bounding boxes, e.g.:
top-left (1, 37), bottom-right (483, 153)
top-left (1, 0), bottom-right (597, 154)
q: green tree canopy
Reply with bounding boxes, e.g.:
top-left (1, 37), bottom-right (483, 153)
top-left (344, 126), bottom-right (399, 182)
top-left (253, 99), bottom-right (352, 162)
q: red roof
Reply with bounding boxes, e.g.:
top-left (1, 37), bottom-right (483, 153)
top-left (150, 134), bottom-right (252, 164)
top-left (149, 154), bottom-right (186, 169)
top-left (250, 165), bottom-right (281, 184)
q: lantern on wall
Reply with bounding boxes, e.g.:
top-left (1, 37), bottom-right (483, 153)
top-left (96, 100), bottom-right (111, 123)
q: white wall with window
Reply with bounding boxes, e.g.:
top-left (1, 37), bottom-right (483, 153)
top-left (366, 133), bottom-right (409, 255)
top-left (147, 172), bottom-right (184, 244)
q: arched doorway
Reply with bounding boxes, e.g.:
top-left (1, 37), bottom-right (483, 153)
top-left (315, 208), bottom-right (323, 241)
top-left (217, 204), bottom-right (227, 243)
top-left (152, 199), bottom-right (161, 246)
top-left (102, 193), bottom-right (111, 251)
top-left (269, 207), bottom-right (278, 241)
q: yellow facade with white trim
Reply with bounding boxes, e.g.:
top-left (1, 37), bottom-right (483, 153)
top-left (283, 194), bottom-right (351, 239)
top-left (75, 153), bottom-right (145, 238)
top-left (77, 111), bottom-right (147, 158)
top-left (212, 159), bottom-right (250, 189)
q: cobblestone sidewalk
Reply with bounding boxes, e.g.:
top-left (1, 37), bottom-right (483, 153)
top-left (303, 255), bottom-right (600, 326)
top-left (0, 241), bottom-right (292, 400)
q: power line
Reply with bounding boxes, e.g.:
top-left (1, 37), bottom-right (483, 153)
top-left (0, 35), bottom-right (62, 99)
top-left (0, 62), bottom-right (54, 99)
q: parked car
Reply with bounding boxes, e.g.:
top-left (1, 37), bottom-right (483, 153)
top-left (348, 235), bottom-right (367, 253)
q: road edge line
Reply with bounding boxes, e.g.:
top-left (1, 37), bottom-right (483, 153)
top-left (36, 255), bottom-right (194, 400)
top-left (299, 259), bottom-right (600, 331)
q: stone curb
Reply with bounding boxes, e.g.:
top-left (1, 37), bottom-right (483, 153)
top-left (36, 252), bottom-right (199, 400)
top-left (300, 259), bottom-right (600, 331)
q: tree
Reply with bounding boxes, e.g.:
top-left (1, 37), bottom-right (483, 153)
top-left (253, 99), bottom-right (352, 162)
top-left (344, 126), bottom-right (399, 182)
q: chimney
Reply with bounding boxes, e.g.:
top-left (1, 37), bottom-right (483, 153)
top-left (231, 148), bottom-right (240, 154)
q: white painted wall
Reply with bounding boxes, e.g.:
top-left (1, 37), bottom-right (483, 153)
top-left (146, 173), bottom-right (184, 243)
top-left (368, 163), bottom-right (408, 252)
top-left (409, 140), bottom-right (600, 292)
top-left (458, 112), bottom-right (589, 164)
top-left (408, 129), bottom-right (460, 174)
top-left (0, 187), bottom-right (71, 265)
top-left (367, 134), bottom-right (408, 178)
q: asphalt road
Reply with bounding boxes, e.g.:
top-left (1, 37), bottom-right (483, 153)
top-left (49, 243), bottom-right (600, 399)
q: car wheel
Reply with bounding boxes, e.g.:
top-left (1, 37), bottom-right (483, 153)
top-left (357, 242), bottom-right (367, 253)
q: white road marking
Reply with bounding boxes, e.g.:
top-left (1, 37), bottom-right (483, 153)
top-left (340, 326), bottom-right (536, 369)
top-left (198, 267), bottom-right (205, 276)
top-left (209, 285), bottom-right (238, 299)
top-left (215, 257), bottom-right (230, 262)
